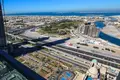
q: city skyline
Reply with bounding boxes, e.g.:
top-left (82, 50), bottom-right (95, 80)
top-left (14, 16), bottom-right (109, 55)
top-left (4, 0), bottom-right (120, 14)
top-left (2, 1), bottom-right (120, 80)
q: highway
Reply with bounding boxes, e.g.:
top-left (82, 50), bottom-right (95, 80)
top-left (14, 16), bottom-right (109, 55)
top-left (8, 23), bottom-right (44, 35)
top-left (41, 40), bottom-right (120, 64)
top-left (57, 45), bottom-right (120, 63)
top-left (19, 36), bottom-right (120, 69)
top-left (39, 50), bottom-right (89, 70)
top-left (34, 40), bottom-right (120, 69)
top-left (8, 26), bottom-right (38, 34)
top-left (51, 46), bottom-right (120, 68)
top-left (6, 32), bottom-right (120, 69)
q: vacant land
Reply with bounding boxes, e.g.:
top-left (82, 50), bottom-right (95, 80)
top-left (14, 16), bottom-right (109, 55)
top-left (39, 20), bottom-right (83, 35)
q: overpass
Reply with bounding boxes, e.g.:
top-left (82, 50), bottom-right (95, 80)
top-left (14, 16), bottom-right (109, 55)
top-left (6, 33), bottom-right (120, 69)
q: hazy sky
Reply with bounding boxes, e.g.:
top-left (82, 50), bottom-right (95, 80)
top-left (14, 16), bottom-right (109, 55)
top-left (3, 0), bottom-right (120, 13)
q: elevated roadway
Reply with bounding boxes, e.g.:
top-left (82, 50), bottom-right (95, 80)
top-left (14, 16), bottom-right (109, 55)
top-left (6, 33), bottom-right (120, 69)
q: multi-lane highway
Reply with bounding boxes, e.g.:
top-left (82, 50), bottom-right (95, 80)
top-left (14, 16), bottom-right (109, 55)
top-left (7, 32), bottom-right (120, 69)
top-left (51, 46), bottom-right (120, 68)
top-left (32, 39), bottom-right (120, 69)
top-left (40, 50), bottom-right (89, 71)
top-left (57, 45), bottom-right (120, 63)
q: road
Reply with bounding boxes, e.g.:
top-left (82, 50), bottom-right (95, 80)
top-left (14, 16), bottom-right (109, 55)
top-left (16, 35), bottom-right (120, 69)
top-left (33, 39), bottom-right (120, 69)
top-left (57, 45), bottom-right (120, 63)
top-left (7, 29), bottom-right (120, 69)
top-left (8, 23), bottom-right (44, 35)
top-left (39, 50), bottom-right (89, 70)
top-left (51, 46), bottom-right (120, 68)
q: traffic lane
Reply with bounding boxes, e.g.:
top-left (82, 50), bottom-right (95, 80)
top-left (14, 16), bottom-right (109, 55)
top-left (18, 36), bottom-right (120, 67)
top-left (41, 51), bottom-right (89, 70)
top-left (41, 41), bottom-right (120, 64)
top-left (58, 45), bottom-right (120, 63)
top-left (52, 46), bottom-right (120, 69)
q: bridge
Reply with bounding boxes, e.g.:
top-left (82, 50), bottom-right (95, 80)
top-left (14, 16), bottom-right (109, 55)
top-left (6, 32), bottom-right (120, 69)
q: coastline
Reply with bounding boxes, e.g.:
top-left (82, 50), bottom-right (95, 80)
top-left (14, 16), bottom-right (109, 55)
top-left (6, 12), bottom-right (120, 16)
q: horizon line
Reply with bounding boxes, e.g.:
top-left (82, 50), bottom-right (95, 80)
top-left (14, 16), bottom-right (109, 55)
top-left (6, 11), bottom-right (120, 15)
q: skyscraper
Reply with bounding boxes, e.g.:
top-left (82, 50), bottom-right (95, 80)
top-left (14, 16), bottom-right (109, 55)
top-left (0, 3), bottom-right (6, 49)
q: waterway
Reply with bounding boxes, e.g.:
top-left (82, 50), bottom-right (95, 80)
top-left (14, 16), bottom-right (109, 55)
top-left (95, 21), bottom-right (105, 29)
top-left (95, 21), bottom-right (120, 46)
top-left (98, 32), bottom-right (120, 46)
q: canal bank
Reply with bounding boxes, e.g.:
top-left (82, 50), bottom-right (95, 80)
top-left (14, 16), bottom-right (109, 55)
top-left (95, 21), bottom-right (120, 46)
top-left (98, 31), bottom-right (120, 46)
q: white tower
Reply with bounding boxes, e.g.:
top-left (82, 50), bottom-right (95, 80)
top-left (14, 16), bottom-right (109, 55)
top-left (85, 59), bottom-right (100, 80)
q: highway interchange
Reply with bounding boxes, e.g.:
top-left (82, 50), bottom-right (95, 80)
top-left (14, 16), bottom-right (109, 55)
top-left (7, 27), bottom-right (120, 69)
top-left (17, 34), bottom-right (120, 69)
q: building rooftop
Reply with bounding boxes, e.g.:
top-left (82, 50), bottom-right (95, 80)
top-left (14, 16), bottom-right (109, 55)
top-left (58, 71), bottom-right (75, 80)
top-left (1, 70), bottom-right (27, 80)
top-left (0, 58), bottom-right (28, 80)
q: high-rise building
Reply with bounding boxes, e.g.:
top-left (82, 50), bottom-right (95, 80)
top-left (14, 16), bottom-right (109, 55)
top-left (0, 3), bottom-right (45, 80)
top-left (84, 25), bottom-right (90, 35)
top-left (84, 59), bottom-right (101, 80)
top-left (75, 22), bottom-right (100, 38)
top-left (0, 3), bottom-right (6, 49)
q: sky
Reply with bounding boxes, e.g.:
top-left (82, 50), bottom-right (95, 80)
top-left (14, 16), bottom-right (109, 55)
top-left (3, 0), bottom-right (120, 14)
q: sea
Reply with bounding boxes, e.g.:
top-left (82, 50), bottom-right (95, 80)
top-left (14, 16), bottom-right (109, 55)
top-left (7, 12), bottom-right (120, 16)
top-left (7, 12), bottom-right (120, 46)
